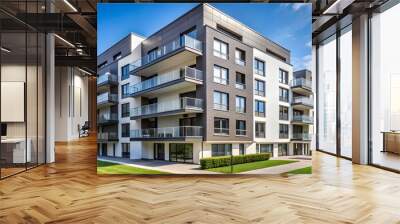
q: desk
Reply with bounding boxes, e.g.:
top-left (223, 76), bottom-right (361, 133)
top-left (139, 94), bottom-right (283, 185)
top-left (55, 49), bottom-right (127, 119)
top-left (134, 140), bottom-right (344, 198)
top-left (382, 131), bottom-right (400, 154)
top-left (1, 138), bottom-right (31, 164)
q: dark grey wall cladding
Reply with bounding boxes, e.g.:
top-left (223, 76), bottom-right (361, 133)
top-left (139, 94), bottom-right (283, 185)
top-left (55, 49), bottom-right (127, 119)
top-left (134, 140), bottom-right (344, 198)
top-left (141, 5), bottom-right (204, 55)
top-left (203, 26), bottom-right (254, 142)
top-left (202, 4), bottom-right (290, 63)
top-left (97, 34), bottom-right (133, 75)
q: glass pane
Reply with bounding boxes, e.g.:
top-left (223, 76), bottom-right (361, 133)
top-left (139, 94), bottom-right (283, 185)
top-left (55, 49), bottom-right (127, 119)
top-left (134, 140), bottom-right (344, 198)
top-left (1, 31), bottom-right (27, 177)
top-left (318, 35), bottom-right (337, 154)
top-left (371, 4), bottom-right (400, 171)
top-left (340, 26), bottom-right (352, 158)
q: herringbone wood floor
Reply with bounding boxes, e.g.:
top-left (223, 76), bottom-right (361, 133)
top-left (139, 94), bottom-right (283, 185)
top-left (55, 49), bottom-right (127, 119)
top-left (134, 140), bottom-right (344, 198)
top-left (1, 135), bottom-right (400, 224)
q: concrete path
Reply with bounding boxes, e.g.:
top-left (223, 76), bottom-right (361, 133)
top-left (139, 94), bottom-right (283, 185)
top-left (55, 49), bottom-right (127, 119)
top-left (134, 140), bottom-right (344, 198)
top-left (98, 157), bottom-right (216, 174)
top-left (242, 157), bottom-right (312, 174)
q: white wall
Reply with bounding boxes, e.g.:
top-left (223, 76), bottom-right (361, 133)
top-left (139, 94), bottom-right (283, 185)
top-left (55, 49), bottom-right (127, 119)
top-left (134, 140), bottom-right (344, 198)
top-left (54, 67), bottom-right (89, 141)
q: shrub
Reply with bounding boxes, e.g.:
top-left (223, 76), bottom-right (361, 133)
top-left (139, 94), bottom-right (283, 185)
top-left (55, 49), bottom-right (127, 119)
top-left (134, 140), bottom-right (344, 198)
top-left (200, 153), bottom-right (270, 169)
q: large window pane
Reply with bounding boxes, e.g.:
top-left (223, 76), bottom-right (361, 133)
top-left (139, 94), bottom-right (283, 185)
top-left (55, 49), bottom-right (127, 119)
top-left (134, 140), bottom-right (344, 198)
top-left (340, 26), bottom-right (352, 158)
top-left (317, 35), bottom-right (337, 154)
top-left (371, 4), bottom-right (400, 171)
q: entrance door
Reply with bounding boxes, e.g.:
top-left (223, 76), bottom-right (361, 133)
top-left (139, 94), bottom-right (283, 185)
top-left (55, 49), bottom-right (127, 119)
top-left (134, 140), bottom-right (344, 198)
top-left (169, 143), bottom-right (193, 163)
top-left (154, 143), bottom-right (165, 160)
top-left (294, 143), bottom-right (303, 155)
top-left (101, 143), bottom-right (107, 156)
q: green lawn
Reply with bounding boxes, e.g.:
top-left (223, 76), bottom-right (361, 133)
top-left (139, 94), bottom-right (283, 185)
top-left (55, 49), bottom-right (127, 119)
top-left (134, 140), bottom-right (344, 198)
top-left (97, 160), bottom-right (170, 174)
top-left (207, 160), bottom-right (297, 174)
top-left (286, 166), bottom-right (312, 174)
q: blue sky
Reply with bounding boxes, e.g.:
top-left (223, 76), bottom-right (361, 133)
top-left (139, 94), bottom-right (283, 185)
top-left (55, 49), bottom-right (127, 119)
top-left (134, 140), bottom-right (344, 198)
top-left (98, 3), bottom-right (311, 70)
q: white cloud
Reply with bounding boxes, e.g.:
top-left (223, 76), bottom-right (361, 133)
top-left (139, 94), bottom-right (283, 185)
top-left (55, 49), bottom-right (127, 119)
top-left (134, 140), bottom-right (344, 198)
top-left (293, 54), bottom-right (312, 71)
top-left (292, 3), bottom-right (307, 11)
top-left (306, 41), bottom-right (312, 48)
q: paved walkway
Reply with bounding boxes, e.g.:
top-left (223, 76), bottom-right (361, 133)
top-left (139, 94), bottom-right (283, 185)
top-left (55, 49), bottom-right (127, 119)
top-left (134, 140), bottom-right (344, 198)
top-left (98, 157), bottom-right (216, 174)
top-left (242, 157), bottom-right (312, 174)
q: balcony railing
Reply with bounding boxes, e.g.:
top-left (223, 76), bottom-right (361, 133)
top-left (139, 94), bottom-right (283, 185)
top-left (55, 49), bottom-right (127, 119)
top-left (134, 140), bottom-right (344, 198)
top-left (129, 35), bottom-right (202, 71)
top-left (131, 126), bottom-right (202, 139)
top-left (97, 113), bottom-right (118, 123)
top-left (97, 132), bottom-right (118, 141)
top-left (279, 133), bottom-right (289, 139)
top-left (292, 97), bottom-right (313, 107)
top-left (213, 103), bottom-right (228, 111)
top-left (214, 128), bottom-right (229, 135)
top-left (131, 97), bottom-right (203, 117)
top-left (235, 58), bottom-right (245, 66)
top-left (236, 129), bottom-right (246, 136)
top-left (291, 78), bottom-right (312, 89)
top-left (292, 133), bottom-right (312, 141)
top-left (97, 92), bottom-right (118, 104)
top-left (128, 66), bottom-right (203, 95)
top-left (292, 115), bottom-right (313, 123)
top-left (235, 82), bottom-right (246, 90)
top-left (97, 72), bottom-right (118, 86)
top-left (279, 96), bottom-right (289, 102)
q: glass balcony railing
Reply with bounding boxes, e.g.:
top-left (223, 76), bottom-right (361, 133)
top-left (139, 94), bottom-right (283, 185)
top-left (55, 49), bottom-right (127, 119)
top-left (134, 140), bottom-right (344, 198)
top-left (292, 97), bottom-right (313, 106)
top-left (97, 72), bottom-right (118, 86)
top-left (131, 126), bottom-right (203, 139)
top-left (279, 133), bottom-right (289, 139)
top-left (235, 58), bottom-right (245, 66)
top-left (130, 97), bottom-right (203, 117)
top-left (292, 115), bottom-right (313, 123)
top-left (214, 128), bottom-right (229, 135)
top-left (129, 35), bottom-right (202, 71)
top-left (97, 92), bottom-right (118, 104)
top-left (128, 66), bottom-right (203, 95)
top-left (235, 82), bottom-right (246, 90)
top-left (292, 133), bottom-right (312, 141)
top-left (97, 113), bottom-right (118, 123)
top-left (236, 129), bottom-right (247, 136)
top-left (97, 132), bottom-right (118, 141)
top-left (291, 78), bottom-right (312, 89)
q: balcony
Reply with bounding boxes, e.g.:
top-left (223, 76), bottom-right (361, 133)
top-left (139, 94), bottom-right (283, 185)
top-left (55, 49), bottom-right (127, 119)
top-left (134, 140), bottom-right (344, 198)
top-left (130, 97), bottom-right (203, 120)
top-left (291, 96), bottom-right (313, 110)
top-left (129, 35), bottom-right (202, 76)
top-left (130, 126), bottom-right (203, 141)
top-left (97, 72), bottom-right (118, 87)
top-left (291, 78), bottom-right (312, 95)
top-left (292, 115), bottom-right (313, 124)
top-left (128, 66), bottom-right (203, 98)
top-left (291, 133), bottom-right (312, 141)
top-left (97, 113), bottom-right (118, 126)
top-left (97, 92), bottom-right (118, 108)
top-left (97, 132), bottom-right (118, 142)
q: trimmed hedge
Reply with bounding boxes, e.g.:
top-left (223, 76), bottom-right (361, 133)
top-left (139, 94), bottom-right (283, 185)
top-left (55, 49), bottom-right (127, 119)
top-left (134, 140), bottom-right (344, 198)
top-left (200, 153), bottom-right (270, 169)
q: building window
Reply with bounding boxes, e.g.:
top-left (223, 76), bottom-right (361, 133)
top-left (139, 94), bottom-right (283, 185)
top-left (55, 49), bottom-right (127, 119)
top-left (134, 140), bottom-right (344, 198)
top-left (213, 39), bottom-right (228, 59)
top-left (121, 64), bottom-right (130, 81)
top-left (255, 122), bottom-right (265, 138)
top-left (279, 124), bottom-right (289, 139)
top-left (98, 61), bottom-right (107, 69)
top-left (213, 91), bottom-right (229, 111)
top-left (214, 117), bottom-right (229, 135)
top-left (256, 144), bottom-right (273, 156)
top-left (254, 100), bottom-right (265, 117)
top-left (235, 48), bottom-right (245, 66)
top-left (213, 65), bottom-right (228, 85)
top-left (279, 106), bottom-right (289, 120)
top-left (279, 69), bottom-right (289, 84)
top-left (236, 120), bottom-right (246, 136)
top-left (239, 144), bottom-right (245, 155)
top-left (278, 144), bottom-right (288, 156)
top-left (122, 143), bottom-right (130, 158)
top-left (121, 103), bottom-right (130, 118)
top-left (279, 87), bottom-right (289, 102)
top-left (254, 58), bottom-right (265, 76)
top-left (235, 72), bottom-right (246, 90)
top-left (236, 96), bottom-right (246, 113)
top-left (122, 83), bottom-right (130, 98)
top-left (113, 52), bottom-right (122, 61)
top-left (254, 79), bottom-right (265, 96)
top-left (212, 144), bottom-right (232, 157)
top-left (121, 123), bottom-right (130, 138)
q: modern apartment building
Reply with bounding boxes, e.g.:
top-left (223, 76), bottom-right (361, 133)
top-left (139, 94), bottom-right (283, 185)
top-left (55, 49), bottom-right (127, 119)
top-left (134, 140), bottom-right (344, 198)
top-left (97, 3), bottom-right (314, 164)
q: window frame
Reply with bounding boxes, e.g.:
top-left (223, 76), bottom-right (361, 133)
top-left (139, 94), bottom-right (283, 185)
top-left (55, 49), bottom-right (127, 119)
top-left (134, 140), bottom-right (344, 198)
top-left (235, 96), bottom-right (246, 113)
top-left (121, 123), bottom-right (130, 138)
top-left (214, 117), bottom-right (229, 135)
top-left (213, 39), bottom-right (228, 60)
top-left (213, 65), bottom-right (229, 85)
top-left (254, 79), bottom-right (265, 96)
top-left (213, 91), bottom-right (229, 111)
top-left (254, 100), bottom-right (266, 117)
top-left (236, 120), bottom-right (246, 136)
top-left (254, 58), bottom-right (265, 76)
top-left (279, 87), bottom-right (289, 102)
top-left (255, 122), bottom-right (266, 138)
